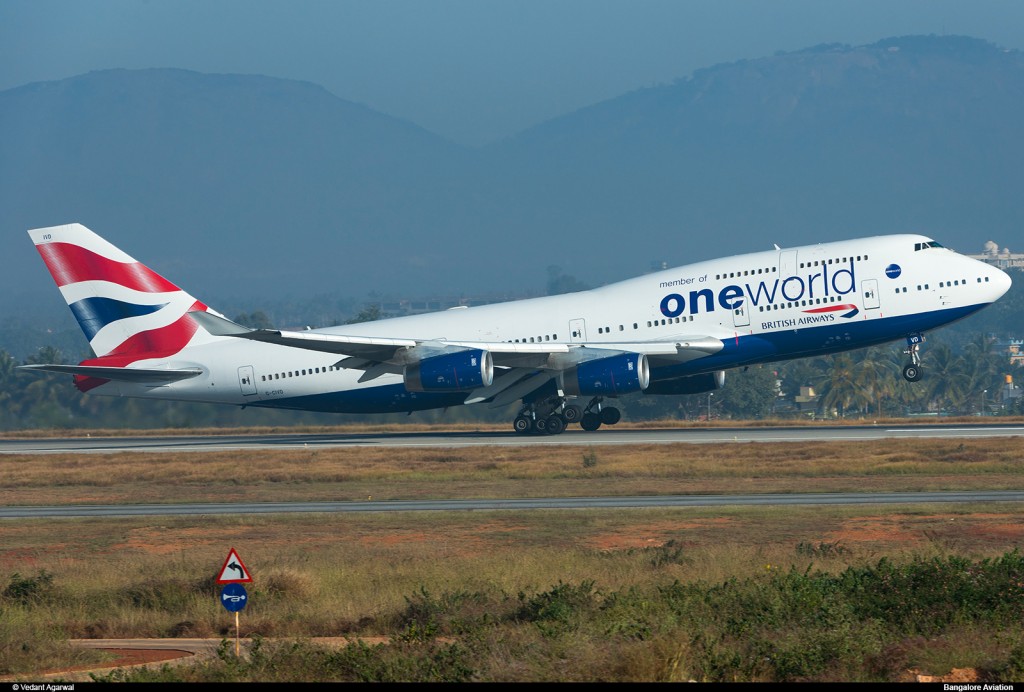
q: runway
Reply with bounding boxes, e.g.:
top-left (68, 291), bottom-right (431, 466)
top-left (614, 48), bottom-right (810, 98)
top-left (3, 490), bottom-right (1023, 519)
top-left (3, 423), bottom-right (1022, 519)
top-left (2, 422), bottom-right (1023, 454)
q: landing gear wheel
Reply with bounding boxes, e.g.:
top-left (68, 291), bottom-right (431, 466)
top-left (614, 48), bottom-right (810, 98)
top-left (513, 415), bottom-right (533, 434)
top-left (580, 412), bottom-right (602, 431)
top-left (534, 416), bottom-right (548, 434)
top-left (600, 407), bottom-right (621, 426)
top-left (902, 364), bottom-right (921, 382)
top-left (562, 405), bottom-right (583, 423)
top-left (544, 415), bottom-right (566, 435)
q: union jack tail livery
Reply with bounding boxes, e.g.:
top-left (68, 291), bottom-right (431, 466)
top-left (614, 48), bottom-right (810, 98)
top-left (26, 223), bottom-right (222, 392)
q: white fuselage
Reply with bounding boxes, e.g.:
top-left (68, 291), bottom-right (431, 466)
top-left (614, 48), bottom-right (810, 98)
top-left (100, 234), bottom-right (1012, 413)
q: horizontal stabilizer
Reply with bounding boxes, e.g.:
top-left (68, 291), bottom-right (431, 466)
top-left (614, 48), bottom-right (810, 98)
top-left (19, 364), bottom-right (203, 383)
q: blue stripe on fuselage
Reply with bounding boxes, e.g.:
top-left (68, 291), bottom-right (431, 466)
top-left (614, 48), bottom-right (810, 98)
top-left (246, 383), bottom-right (468, 414)
top-left (650, 302), bottom-right (989, 381)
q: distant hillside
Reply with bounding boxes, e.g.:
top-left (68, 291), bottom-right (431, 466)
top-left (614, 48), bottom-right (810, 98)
top-left (2, 36), bottom-right (1023, 331)
top-left (0, 68), bottom-right (474, 314)
top-left (487, 35), bottom-right (1024, 270)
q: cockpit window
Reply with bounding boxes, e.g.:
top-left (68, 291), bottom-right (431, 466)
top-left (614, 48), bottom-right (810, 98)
top-left (914, 241), bottom-right (945, 251)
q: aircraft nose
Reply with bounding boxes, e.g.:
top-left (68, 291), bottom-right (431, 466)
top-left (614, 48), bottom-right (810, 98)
top-left (990, 266), bottom-right (1012, 301)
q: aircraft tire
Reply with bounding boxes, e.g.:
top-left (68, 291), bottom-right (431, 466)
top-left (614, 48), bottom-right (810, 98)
top-left (600, 407), bottom-right (622, 425)
top-left (580, 412), bottom-right (602, 431)
top-left (562, 405), bottom-right (583, 423)
top-left (534, 416), bottom-right (549, 434)
top-left (545, 415), bottom-right (566, 435)
top-left (902, 364), bottom-right (921, 382)
top-left (513, 415), bottom-right (532, 434)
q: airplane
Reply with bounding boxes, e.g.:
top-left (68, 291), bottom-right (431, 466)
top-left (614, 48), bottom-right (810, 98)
top-left (21, 223), bottom-right (1012, 433)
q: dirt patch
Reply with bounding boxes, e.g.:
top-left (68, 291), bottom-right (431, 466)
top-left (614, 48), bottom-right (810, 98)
top-left (36, 648), bottom-right (194, 676)
top-left (116, 526), bottom-right (221, 555)
top-left (585, 519), bottom-right (733, 551)
top-left (827, 517), bottom-right (923, 544)
top-left (904, 667), bottom-right (980, 683)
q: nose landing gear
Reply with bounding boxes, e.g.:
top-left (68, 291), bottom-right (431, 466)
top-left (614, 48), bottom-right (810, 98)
top-left (902, 333), bottom-right (924, 382)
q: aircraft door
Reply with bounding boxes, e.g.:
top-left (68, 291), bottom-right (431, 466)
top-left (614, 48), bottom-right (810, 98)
top-left (732, 302), bottom-right (750, 327)
top-left (862, 279), bottom-right (880, 310)
top-left (779, 250), bottom-right (798, 277)
top-left (569, 319), bottom-right (587, 343)
top-left (238, 365), bottom-right (258, 397)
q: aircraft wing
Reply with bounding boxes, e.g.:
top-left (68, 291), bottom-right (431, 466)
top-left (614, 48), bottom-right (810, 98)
top-left (189, 310), bottom-right (723, 371)
top-left (18, 364), bottom-right (203, 383)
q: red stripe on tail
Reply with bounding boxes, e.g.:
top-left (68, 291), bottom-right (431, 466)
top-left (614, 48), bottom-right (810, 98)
top-left (36, 242), bottom-right (181, 293)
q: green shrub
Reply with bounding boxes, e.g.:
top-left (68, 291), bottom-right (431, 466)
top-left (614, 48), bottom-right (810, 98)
top-left (3, 571), bottom-right (56, 605)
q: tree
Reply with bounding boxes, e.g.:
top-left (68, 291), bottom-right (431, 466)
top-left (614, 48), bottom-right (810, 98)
top-left (924, 343), bottom-right (972, 414)
top-left (716, 366), bottom-right (779, 419)
top-left (546, 266), bottom-right (590, 296)
top-left (813, 352), bottom-right (872, 418)
top-left (346, 304), bottom-right (382, 324)
top-left (233, 311), bottom-right (275, 329)
top-left (856, 347), bottom-right (900, 418)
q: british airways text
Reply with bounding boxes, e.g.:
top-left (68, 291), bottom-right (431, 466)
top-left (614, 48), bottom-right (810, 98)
top-left (660, 260), bottom-right (856, 317)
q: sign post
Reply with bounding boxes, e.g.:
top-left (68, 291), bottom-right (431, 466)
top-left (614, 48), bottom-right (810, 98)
top-left (216, 548), bottom-right (253, 657)
top-left (220, 583), bottom-right (248, 656)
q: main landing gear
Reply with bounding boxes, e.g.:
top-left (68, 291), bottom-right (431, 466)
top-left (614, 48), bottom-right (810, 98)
top-left (579, 397), bottom-right (620, 431)
top-left (902, 333), bottom-right (924, 382)
top-left (512, 396), bottom-right (621, 435)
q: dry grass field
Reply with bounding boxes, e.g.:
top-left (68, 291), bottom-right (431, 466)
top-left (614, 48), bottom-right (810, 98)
top-left (2, 424), bottom-right (1024, 681)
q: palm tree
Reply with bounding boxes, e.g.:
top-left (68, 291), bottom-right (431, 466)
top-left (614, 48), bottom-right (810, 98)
top-left (856, 346), bottom-right (900, 417)
top-left (962, 334), bottom-right (1004, 414)
top-left (814, 352), bottom-right (872, 418)
top-left (923, 343), bottom-right (972, 414)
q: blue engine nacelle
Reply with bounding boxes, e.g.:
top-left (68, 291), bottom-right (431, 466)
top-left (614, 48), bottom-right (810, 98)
top-left (562, 353), bottom-right (650, 397)
top-left (404, 349), bottom-right (494, 392)
top-left (643, 370), bottom-right (725, 395)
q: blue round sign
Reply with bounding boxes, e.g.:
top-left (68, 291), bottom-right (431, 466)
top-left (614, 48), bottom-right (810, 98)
top-left (885, 264), bottom-right (902, 279)
top-left (220, 583), bottom-right (248, 612)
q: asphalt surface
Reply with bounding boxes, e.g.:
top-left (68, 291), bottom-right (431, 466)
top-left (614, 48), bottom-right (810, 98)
top-left (2, 422), bottom-right (1023, 454)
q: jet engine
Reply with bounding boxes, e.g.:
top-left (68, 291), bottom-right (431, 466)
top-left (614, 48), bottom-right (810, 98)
top-left (561, 353), bottom-right (649, 397)
top-left (404, 349), bottom-right (494, 392)
top-left (643, 370), bottom-right (725, 395)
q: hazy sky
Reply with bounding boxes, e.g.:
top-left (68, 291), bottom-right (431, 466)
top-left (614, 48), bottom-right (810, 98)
top-left (3, 0), bottom-right (1023, 146)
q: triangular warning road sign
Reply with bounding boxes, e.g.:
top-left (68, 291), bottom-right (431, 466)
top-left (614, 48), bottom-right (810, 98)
top-left (216, 548), bottom-right (253, 584)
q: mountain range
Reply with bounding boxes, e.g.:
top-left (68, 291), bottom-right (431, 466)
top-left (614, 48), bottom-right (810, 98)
top-left (2, 34), bottom-right (1022, 328)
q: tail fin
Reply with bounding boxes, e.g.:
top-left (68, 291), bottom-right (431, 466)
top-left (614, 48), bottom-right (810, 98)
top-left (28, 223), bottom-right (219, 390)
